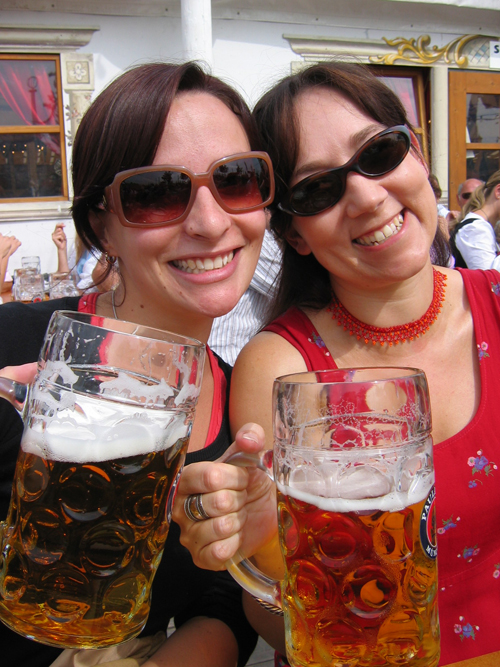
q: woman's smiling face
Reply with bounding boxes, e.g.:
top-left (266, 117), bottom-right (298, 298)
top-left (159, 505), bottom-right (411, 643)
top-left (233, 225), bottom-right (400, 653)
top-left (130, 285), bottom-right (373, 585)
top-left (286, 87), bottom-right (438, 293)
top-left (98, 91), bottom-right (267, 333)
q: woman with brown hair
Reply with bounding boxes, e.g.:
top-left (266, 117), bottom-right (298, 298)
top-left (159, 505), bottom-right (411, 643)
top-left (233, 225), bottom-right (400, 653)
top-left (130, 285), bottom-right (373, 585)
top-left (175, 62), bottom-right (500, 666)
top-left (0, 61), bottom-right (274, 667)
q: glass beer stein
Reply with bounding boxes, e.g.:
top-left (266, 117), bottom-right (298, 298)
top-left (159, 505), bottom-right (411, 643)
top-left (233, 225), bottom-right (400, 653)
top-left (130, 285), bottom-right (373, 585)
top-left (0, 311), bottom-right (204, 649)
top-left (227, 367), bottom-right (440, 667)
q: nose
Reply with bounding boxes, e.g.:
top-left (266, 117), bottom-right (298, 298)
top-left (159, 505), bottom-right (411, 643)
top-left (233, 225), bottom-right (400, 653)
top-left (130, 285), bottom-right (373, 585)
top-left (183, 185), bottom-right (232, 239)
top-left (343, 172), bottom-right (387, 218)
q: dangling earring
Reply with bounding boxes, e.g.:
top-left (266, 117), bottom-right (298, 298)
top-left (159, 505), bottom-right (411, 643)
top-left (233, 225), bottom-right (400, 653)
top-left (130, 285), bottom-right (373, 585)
top-left (105, 253), bottom-right (116, 265)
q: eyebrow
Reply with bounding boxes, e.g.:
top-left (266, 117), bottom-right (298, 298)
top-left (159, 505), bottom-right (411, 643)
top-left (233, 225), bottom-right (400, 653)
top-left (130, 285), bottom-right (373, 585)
top-left (293, 123), bottom-right (384, 180)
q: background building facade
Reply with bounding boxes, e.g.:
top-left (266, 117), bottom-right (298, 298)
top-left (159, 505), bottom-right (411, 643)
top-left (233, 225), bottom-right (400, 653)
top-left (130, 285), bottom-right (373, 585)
top-left (1, 0), bottom-right (499, 272)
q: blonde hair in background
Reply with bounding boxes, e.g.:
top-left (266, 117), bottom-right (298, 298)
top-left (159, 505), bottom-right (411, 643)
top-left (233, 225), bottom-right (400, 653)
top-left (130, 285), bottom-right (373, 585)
top-left (461, 169), bottom-right (500, 220)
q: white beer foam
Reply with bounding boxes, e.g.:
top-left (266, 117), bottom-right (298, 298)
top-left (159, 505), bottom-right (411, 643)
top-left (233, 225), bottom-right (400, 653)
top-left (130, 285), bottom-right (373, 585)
top-left (277, 467), bottom-right (433, 513)
top-left (22, 392), bottom-right (190, 463)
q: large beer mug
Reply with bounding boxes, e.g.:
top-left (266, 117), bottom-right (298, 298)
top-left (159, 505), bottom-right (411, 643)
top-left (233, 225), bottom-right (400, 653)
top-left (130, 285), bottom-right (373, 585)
top-left (0, 311), bottom-right (204, 649)
top-left (227, 367), bottom-right (440, 667)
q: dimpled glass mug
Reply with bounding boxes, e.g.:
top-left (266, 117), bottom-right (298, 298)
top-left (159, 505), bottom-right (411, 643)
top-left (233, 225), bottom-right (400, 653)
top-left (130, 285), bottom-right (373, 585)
top-left (0, 311), bottom-right (204, 648)
top-left (227, 368), bottom-right (440, 667)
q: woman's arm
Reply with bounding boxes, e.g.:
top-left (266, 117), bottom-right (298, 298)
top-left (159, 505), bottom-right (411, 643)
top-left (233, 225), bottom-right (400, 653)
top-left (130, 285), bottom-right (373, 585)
top-left (230, 331), bottom-right (307, 445)
top-left (51, 223), bottom-right (70, 273)
top-left (174, 333), bottom-right (307, 573)
top-left (0, 234), bottom-right (21, 293)
top-left (142, 616), bottom-right (239, 667)
top-left (242, 592), bottom-right (286, 656)
top-left (455, 218), bottom-right (500, 270)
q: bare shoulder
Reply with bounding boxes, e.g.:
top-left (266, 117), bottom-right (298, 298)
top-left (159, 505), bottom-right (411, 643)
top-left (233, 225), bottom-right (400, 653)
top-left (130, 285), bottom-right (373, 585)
top-left (230, 331), bottom-right (308, 441)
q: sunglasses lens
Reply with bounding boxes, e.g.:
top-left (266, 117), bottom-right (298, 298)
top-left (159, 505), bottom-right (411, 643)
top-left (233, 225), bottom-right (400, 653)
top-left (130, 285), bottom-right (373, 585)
top-left (461, 192), bottom-right (472, 200)
top-left (120, 171), bottom-right (191, 225)
top-left (289, 173), bottom-right (344, 216)
top-left (358, 131), bottom-right (409, 176)
top-left (214, 157), bottom-right (271, 210)
top-left (285, 129), bottom-right (410, 216)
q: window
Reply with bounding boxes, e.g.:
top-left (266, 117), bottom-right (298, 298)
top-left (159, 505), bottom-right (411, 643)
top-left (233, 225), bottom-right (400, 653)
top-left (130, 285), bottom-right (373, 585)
top-left (370, 65), bottom-right (430, 164)
top-left (449, 70), bottom-right (500, 208)
top-left (0, 54), bottom-right (68, 201)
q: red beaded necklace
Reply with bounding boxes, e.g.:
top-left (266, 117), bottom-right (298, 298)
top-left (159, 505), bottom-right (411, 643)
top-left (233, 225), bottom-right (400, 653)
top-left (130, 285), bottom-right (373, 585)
top-left (328, 268), bottom-right (447, 346)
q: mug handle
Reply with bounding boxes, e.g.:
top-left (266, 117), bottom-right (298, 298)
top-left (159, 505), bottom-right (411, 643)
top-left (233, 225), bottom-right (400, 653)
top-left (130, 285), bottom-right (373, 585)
top-left (223, 450), bottom-right (283, 610)
top-left (0, 377), bottom-right (28, 413)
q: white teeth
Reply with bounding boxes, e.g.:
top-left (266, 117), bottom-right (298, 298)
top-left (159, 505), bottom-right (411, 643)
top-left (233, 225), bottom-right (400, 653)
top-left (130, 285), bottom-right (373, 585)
top-left (172, 252), bottom-right (234, 274)
top-left (356, 214), bottom-right (404, 247)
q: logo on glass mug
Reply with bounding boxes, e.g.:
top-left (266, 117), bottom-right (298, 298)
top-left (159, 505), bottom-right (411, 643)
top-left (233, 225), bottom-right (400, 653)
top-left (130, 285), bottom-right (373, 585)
top-left (420, 486), bottom-right (437, 560)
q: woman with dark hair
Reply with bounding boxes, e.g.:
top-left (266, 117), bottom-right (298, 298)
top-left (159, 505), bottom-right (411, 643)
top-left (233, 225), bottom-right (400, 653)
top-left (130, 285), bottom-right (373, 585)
top-left (175, 62), bottom-right (500, 666)
top-left (0, 62), bottom-right (274, 667)
top-left (450, 169), bottom-right (500, 269)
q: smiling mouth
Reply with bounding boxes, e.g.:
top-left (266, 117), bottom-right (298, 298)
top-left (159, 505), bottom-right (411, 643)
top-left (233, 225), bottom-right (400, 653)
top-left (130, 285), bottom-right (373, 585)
top-left (354, 214), bottom-right (404, 247)
top-left (172, 251), bottom-right (235, 274)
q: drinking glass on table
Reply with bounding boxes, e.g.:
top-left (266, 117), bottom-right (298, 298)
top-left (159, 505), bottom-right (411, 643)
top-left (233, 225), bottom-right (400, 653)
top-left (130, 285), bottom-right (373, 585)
top-left (21, 255), bottom-right (41, 273)
top-left (49, 271), bottom-right (80, 298)
top-left (13, 268), bottom-right (45, 303)
top-left (0, 311), bottom-right (205, 649)
top-left (227, 367), bottom-right (440, 667)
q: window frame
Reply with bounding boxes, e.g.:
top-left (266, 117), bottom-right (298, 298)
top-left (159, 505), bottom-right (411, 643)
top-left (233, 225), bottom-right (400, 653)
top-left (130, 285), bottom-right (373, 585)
top-left (0, 52), bottom-right (69, 203)
top-left (369, 65), bottom-right (430, 164)
top-left (449, 69), bottom-right (500, 207)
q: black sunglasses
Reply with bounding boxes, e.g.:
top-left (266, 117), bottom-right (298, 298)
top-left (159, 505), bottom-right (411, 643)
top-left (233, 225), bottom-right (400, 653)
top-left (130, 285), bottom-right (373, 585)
top-left (103, 152), bottom-right (275, 227)
top-left (461, 191), bottom-right (472, 201)
top-left (279, 125), bottom-right (411, 217)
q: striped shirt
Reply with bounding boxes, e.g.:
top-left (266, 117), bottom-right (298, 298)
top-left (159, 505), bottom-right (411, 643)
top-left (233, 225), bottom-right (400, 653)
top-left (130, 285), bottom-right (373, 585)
top-left (208, 230), bottom-right (282, 365)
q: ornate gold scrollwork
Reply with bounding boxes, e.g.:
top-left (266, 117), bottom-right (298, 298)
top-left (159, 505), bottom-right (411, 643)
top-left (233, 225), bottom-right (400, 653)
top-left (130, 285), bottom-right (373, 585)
top-left (369, 34), bottom-right (483, 67)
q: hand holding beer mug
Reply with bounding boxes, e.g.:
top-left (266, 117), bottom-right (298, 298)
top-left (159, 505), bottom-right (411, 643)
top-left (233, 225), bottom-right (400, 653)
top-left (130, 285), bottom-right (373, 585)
top-left (0, 311), bottom-right (204, 648)
top-left (227, 367), bottom-right (440, 667)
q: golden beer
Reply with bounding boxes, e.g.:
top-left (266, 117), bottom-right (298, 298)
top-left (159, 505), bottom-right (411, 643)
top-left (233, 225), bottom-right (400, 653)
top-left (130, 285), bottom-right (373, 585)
top-left (0, 411), bottom-right (189, 648)
top-left (278, 485), bottom-right (439, 667)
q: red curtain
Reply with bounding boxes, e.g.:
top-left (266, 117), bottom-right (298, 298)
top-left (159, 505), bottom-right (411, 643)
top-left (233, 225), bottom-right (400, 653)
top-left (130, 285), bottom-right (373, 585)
top-left (0, 61), bottom-right (60, 155)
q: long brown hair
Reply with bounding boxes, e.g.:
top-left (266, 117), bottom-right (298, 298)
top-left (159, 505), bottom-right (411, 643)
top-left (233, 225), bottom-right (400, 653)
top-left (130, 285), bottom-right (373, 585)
top-left (253, 61), bottom-right (450, 321)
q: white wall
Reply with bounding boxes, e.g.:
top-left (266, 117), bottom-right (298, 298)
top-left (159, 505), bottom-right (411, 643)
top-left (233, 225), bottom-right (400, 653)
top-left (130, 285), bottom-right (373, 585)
top-left (1, 4), bottom-right (499, 273)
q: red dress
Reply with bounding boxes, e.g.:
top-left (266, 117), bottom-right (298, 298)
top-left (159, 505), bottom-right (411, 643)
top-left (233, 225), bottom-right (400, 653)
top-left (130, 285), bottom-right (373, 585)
top-left (264, 269), bottom-right (500, 665)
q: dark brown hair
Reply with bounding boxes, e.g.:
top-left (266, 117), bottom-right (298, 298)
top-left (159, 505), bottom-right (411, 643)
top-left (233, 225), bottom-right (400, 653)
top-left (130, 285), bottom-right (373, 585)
top-left (72, 62), bottom-right (261, 255)
top-left (253, 61), bottom-right (450, 320)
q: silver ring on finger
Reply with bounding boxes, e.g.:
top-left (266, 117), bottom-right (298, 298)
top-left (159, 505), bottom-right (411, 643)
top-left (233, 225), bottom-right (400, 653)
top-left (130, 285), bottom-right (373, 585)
top-left (184, 493), bottom-right (211, 522)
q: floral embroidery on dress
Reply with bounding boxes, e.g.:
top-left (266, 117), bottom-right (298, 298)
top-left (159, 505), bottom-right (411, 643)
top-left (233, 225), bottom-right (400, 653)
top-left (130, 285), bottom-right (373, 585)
top-left (308, 332), bottom-right (330, 356)
top-left (455, 617), bottom-right (479, 641)
top-left (477, 341), bottom-right (490, 361)
top-left (467, 450), bottom-right (497, 483)
top-left (458, 545), bottom-right (480, 563)
top-left (438, 515), bottom-right (460, 535)
top-left (494, 564), bottom-right (500, 579)
top-left (491, 281), bottom-right (500, 296)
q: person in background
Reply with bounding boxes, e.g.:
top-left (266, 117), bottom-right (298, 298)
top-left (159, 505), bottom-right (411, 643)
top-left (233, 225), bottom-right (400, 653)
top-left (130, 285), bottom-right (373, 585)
top-left (51, 222), bottom-right (100, 290)
top-left (174, 62), bottom-right (500, 666)
top-left (0, 233), bottom-right (21, 302)
top-left (450, 170), bottom-right (500, 269)
top-left (0, 61), bottom-right (273, 667)
top-left (457, 177), bottom-right (484, 209)
top-left (208, 228), bottom-right (282, 364)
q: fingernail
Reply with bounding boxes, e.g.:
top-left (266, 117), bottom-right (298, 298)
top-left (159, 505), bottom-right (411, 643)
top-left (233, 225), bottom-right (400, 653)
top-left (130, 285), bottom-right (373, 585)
top-left (241, 431), bottom-right (259, 443)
